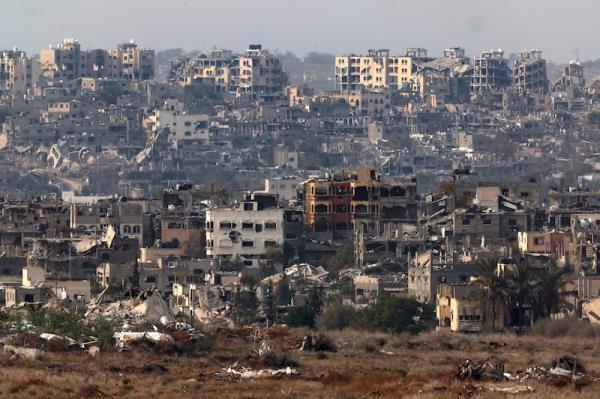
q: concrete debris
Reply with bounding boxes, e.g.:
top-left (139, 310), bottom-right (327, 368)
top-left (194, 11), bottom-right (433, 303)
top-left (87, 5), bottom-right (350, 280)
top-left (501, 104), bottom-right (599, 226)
top-left (299, 335), bottom-right (313, 351)
top-left (581, 298), bottom-right (600, 325)
top-left (3, 344), bottom-right (44, 360)
top-left (86, 290), bottom-right (175, 325)
top-left (456, 358), bottom-right (507, 381)
top-left (130, 292), bottom-right (175, 324)
top-left (39, 332), bottom-right (78, 347)
top-left (87, 346), bottom-right (100, 357)
top-left (258, 340), bottom-right (272, 357)
top-left (113, 331), bottom-right (175, 350)
top-left (487, 385), bottom-right (535, 394)
top-left (224, 366), bottom-right (298, 379)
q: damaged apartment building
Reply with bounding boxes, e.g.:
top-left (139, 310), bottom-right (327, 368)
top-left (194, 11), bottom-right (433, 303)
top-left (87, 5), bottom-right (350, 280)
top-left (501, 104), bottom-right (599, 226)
top-left (302, 168), bottom-right (418, 240)
top-left (334, 49), bottom-right (415, 92)
top-left (172, 44), bottom-right (287, 96)
top-left (205, 192), bottom-right (285, 267)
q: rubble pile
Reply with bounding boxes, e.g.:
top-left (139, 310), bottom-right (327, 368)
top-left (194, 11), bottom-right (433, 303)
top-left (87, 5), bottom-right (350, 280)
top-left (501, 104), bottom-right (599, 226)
top-left (0, 289), bottom-right (211, 357)
top-left (457, 355), bottom-right (591, 390)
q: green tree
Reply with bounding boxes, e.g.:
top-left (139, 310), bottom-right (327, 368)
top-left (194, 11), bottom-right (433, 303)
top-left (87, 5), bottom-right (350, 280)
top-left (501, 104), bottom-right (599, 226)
top-left (533, 265), bottom-right (568, 319)
top-left (317, 300), bottom-right (359, 330)
top-left (506, 261), bottom-right (538, 332)
top-left (228, 289), bottom-right (259, 326)
top-left (262, 281), bottom-right (276, 326)
top-left (307, 286), bottom-right (323, 317)
top-left (274, 276), bottom-right (293, 306)
top-left (332, 275), bottom-right (355, 300)
top-left (364, 296), bottom-right (433, 334)
top-left (325, 242), bottom-right (355, 274)
top-left (240, 269), bottom-right (257, 289)
top-left (473, 258), bottom-right (508, 331)
top-left (282, 305), bottom-right (315, 328)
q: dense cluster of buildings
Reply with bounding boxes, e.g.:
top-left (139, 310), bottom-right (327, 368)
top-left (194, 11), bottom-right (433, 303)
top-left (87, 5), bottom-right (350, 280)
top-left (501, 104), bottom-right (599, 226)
top-left (2, 38), bottom-right (600, 331)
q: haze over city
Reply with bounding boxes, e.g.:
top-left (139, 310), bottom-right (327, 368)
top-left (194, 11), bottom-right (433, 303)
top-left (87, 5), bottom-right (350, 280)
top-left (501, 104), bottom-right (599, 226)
top-left (2, 0), bottom-right (600, 61)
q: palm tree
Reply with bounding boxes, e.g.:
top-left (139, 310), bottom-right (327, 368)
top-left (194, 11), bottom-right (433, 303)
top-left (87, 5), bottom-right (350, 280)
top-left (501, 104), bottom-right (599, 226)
top-left (506, 261), bottom-right (537, 332)
top-left (474, 258), bottom-right (508, 331)
top-left (533, 265), bottom-right (568, 319)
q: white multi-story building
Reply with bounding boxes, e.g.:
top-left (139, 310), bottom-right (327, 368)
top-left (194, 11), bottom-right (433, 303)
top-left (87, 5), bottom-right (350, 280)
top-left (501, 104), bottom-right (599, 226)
top-left (145, 99), bottom-right (210, 149)
top-left (205, 193), bottom-right (284, 267)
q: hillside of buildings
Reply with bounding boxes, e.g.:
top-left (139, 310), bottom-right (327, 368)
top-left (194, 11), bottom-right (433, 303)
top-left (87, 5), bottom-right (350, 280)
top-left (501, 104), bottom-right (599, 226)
top-left (3, 36), bottom-right (600, 397)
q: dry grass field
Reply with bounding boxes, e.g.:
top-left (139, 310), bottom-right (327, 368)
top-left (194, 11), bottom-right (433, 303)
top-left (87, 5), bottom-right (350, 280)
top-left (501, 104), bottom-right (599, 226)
top-left (0, 327), bottom-right (599, 398)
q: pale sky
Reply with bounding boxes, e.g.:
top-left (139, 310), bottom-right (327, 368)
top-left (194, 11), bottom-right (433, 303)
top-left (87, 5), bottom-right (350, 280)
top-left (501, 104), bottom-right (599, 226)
top-left (1, 0), bottom-right (597, 62)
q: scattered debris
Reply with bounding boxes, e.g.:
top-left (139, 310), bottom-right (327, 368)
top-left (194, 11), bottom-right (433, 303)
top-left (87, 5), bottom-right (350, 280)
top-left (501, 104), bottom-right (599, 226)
top-left (40, 332), bottom-right (78, 347)
top-left (299, 335), bottom-right (312, 351)
top-left (113, 331), bottom-right (175, 351)
top-left (3, 345), bottom-right (44, 360)
top-left (456, 358), bottom-right (507, 381)
top-left (487, 385), bottom-right (535, 394)
top-left (88, 346), bottom-right (100, 357)
top-left (224, 366), bottom-right (298, 379)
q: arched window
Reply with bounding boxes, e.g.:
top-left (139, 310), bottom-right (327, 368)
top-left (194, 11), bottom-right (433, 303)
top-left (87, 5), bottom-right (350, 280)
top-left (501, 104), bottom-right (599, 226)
top-left (315, 204), bottom-right (328, 214)
top-left (354, 204), bottom-right (368, 214)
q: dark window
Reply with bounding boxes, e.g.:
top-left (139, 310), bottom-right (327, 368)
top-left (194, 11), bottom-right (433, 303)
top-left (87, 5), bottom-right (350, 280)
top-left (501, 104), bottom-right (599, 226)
top-left (264, 221), bottom-right (277, 229)
top-left (242, 240), bottom-right (254, 247)
top-left (462, 219), bottom-right (470, 225)
top-left (145, 276), bottom-right (156, 283)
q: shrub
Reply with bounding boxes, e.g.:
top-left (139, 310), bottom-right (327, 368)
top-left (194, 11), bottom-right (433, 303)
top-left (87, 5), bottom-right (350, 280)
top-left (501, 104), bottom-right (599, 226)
top-left (314, 333), bottom-right (336, 352)
top-left (316, 302), bottom-right (359, 331)
top-left (227, 289), bottom-right (259, 326)
top-left (30, 310), bottom-right (85, 339)
top-left (363, 296), bottom-right (434, 334)
top-left (88, 317), bottom-right (120, 350)
top-left (282, 306), bottom-right (315, 328)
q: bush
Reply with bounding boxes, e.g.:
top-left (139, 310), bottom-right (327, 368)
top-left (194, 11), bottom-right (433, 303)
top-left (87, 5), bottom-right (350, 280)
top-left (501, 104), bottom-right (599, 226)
top-left (314, 333), bottom-right (336, 352)
top-left (228, 289), bottom-right (259, 326)
top-left (282, 306), bottom-right (315, 328)
top-left (363, 296), bottom-right (434, 334)
top-left (316, 302), bottom-right (359, 331)
top-left (30, 310), bottom-right (85, 339)
top-left (88, 317), bottom-right (120, 350)
top-left (531, 318), bottom-right (598, 339)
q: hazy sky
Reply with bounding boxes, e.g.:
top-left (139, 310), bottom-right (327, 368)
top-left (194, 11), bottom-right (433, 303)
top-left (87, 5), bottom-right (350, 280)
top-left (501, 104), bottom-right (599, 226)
top-left (2, 0), bottom-right (598, 62)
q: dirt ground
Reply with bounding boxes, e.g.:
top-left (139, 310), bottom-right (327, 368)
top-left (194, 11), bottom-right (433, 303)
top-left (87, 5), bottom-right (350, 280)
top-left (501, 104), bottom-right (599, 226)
top-left (0, 328), bottom-right (599, 398)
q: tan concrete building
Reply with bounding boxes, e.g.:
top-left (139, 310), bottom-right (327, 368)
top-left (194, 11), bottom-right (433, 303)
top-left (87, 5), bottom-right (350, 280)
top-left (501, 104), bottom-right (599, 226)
top-left (0, 49), bottom-right (40, 94)
top-left (335, 49), bottom-right (413, 92)
top-left (436, 283), bottom-right (483, 332)
top-left (40, 38), bottom-right (154, 81)
top-left (175, 45), bottom-right (286, 95)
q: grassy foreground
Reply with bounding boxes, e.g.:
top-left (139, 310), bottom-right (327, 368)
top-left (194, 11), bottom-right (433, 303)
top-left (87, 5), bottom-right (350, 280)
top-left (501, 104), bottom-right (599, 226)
top-left (0, 327), bottom-right (598, 398)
